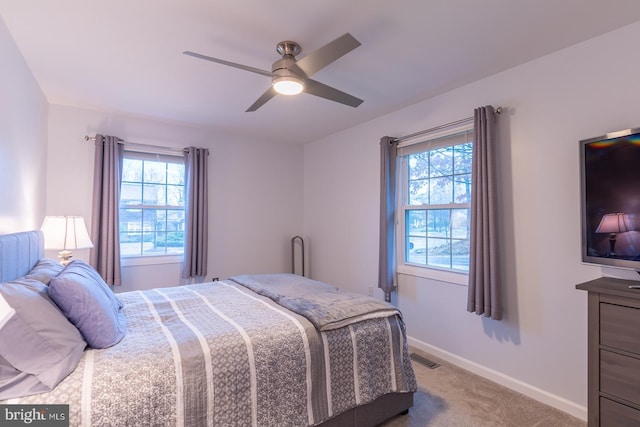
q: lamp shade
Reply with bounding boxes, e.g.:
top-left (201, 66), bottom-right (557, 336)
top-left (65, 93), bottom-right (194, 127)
top-left (41, 216), bottom-right (94, 250)
top-left (0, 292), bottom-right (15, 330)
top-left (595, 213), bottom-right (631, 234)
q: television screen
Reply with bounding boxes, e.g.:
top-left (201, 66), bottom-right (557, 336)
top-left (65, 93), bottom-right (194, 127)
top-left (581, 127), bottom-right (640, 270)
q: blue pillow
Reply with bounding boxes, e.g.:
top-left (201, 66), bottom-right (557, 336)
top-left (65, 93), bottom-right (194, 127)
top-left (0, 279), bottom-right (86, 399)
top-left (24, 258), bottom-right (64, 285)
top-left (49, 260), bottom-right (126, 349)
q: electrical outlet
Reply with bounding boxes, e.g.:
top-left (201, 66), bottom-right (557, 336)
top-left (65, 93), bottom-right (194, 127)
top-left (367, 287), bottom-right (374, 297)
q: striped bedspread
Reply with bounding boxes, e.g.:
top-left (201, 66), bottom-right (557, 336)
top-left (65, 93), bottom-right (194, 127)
top-left (7, 280), bottom-right (417, 426)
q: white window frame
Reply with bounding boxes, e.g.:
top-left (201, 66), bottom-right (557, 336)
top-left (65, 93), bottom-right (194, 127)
top-left (395, 123), bottom-right (473, 286)
top-left (119, 149), bottom-right (185, 266)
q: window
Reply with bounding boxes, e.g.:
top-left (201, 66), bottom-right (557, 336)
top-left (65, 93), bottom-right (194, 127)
top-left (397, 127), bottom-right (473, 276)
top-left (119, 151), bottom-right (185, 257)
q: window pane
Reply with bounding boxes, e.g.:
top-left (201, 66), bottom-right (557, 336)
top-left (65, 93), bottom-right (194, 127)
top-left (165, 232), bottom-right (185, 254)
top-left (143, 231), bottom-right (159, 255)
top-left (167, 163), bottom-right (185, 185)
top-left (409, 179), bottom-right (428, 205)
top-left (407, 210), bottom-right (426, 235)
top-left (453, 174), bottom-right (472, 203)
top-left (409, 153), bottom-right (429, 179)
top-left (120, 208), bottom-right (142, 232)
top-left (427, 237), bottom-right (451, 269)
top-left (144, 161), bottom-right (167, 184)
top-left (427, 210), bottom-right (450, 237)
top-left (167, 209), bottom-right (185, 230)
top-left (429, 177), bottom-right (453, 205)
top-left (406, 210), bottom-right (426, 265)
top-left (429, 147), bottom-right (453, 177)
top-left (451, 209), bottom-right (469, 239)
top-left (407, 236), bottom-right (426, 265)
top-left (167, 184), bottom-right (184, 206)
top-left (120, 208), bottom-right (142, 256)
top-left (120, 232), bottom-right (142, 256)
top-left (121, 182), bottom-right (142, 205)
top-left (142, 209), bottom-right (162, 230)
top-left (143, 183), bottom-right (166, 205)
top-left (454, 143), bottom-right (473, 174)
top-left (452, 239), bottom-right (470, 271)
top-left (122, 158), bottom-right (142, 182)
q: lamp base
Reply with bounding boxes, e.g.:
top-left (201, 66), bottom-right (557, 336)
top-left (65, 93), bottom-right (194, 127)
top-left (58, 250), bottom-right (73, 266)
top-left (607, 233), bottom-right (618, 257)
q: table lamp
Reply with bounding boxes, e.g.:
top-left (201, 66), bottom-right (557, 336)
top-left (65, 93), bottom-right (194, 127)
top-left (595, 213), bottom-right (630, 256)
top-left (41, 216), bottom-right (94, 265)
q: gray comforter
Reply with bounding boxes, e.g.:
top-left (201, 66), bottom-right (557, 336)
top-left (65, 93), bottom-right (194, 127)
top-left (8, 277), bottom-right (417, 426)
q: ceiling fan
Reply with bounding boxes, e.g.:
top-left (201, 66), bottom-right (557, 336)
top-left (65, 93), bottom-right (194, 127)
top-left (183, 33), bottom-right (364, 112)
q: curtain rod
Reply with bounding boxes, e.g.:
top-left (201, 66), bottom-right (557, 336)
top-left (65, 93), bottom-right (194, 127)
top-left (84, 135), bottom-right (188, 154)
top-left (393, 106), bottom-right (503, 143)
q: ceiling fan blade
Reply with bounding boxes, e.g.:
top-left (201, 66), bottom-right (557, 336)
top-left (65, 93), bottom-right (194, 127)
top-left (290, 33), bottom-right (361, 78)
top-left (183, 51), bottom-right (273, 78)
top-left (304, 79), bottom-right (363, 108)
top-left (246, 87), bottom-right (277, 112)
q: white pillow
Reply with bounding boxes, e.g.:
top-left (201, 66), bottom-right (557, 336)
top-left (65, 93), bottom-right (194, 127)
top-left (0, 279), bottom-right (86, 400)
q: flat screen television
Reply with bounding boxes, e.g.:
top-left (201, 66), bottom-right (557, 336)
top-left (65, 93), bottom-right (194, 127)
top-left (580, 127), bottom-right (640, 271)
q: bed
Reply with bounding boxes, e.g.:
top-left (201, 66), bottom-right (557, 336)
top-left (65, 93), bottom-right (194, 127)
top-left (0, 230), bottom-right (416, 426)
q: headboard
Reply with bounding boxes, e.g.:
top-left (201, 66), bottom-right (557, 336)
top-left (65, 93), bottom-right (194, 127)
top-left (0, 230), bottom-right (44, 283)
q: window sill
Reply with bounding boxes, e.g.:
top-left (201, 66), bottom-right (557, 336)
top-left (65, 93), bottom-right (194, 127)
top-left (397, 264), bottom-right (468, 286)
top-left (121, 255), bottom-right (183, 267)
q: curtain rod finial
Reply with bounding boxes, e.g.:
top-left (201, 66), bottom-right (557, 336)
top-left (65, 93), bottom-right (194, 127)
top-left (494, 106), bottom-right (503, 114)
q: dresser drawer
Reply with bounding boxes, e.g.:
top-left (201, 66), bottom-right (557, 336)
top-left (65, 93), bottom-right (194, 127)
top-left (601, 350), bottom-right (640, 404)
top-left (601, 397), bottom-right (640, 426)
top-left (601, 303), bottom-right (640, 354)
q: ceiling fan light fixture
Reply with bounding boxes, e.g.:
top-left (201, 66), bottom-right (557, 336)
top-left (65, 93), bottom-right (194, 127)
top-left (272, 76), bottom-right (304, 95)
top-left (185, 33), bottom-right (362, 110)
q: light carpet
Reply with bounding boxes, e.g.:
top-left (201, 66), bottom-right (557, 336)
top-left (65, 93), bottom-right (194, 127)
top-left (380, 350), bottom-right (586, 427)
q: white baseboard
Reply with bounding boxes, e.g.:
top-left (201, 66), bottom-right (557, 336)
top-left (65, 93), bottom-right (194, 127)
top-left (407, 336), bottom-right (588, 421)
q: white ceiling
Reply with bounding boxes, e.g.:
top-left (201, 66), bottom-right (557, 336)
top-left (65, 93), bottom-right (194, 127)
top-left (3, 1), bottom-right (640, 144)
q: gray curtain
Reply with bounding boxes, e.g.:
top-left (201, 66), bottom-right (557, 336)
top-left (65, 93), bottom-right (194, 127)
top-left (467, 106), bottom-right (502, 320)
top-left (182, 147), bottom-right (209, 279)
top-left (379, 136), bottom-right (398, 302)
top-left (89, 134), bottom-right (124, 286)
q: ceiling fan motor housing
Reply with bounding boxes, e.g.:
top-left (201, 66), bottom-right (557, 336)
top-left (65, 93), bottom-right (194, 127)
top-left (272, 56), bottom-right (301, 76)
top-left (276, 41), bottom-right (302, 57)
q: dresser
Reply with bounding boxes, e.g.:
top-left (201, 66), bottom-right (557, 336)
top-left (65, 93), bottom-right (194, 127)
top-left (576, 277), bottom-right (640, 426)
